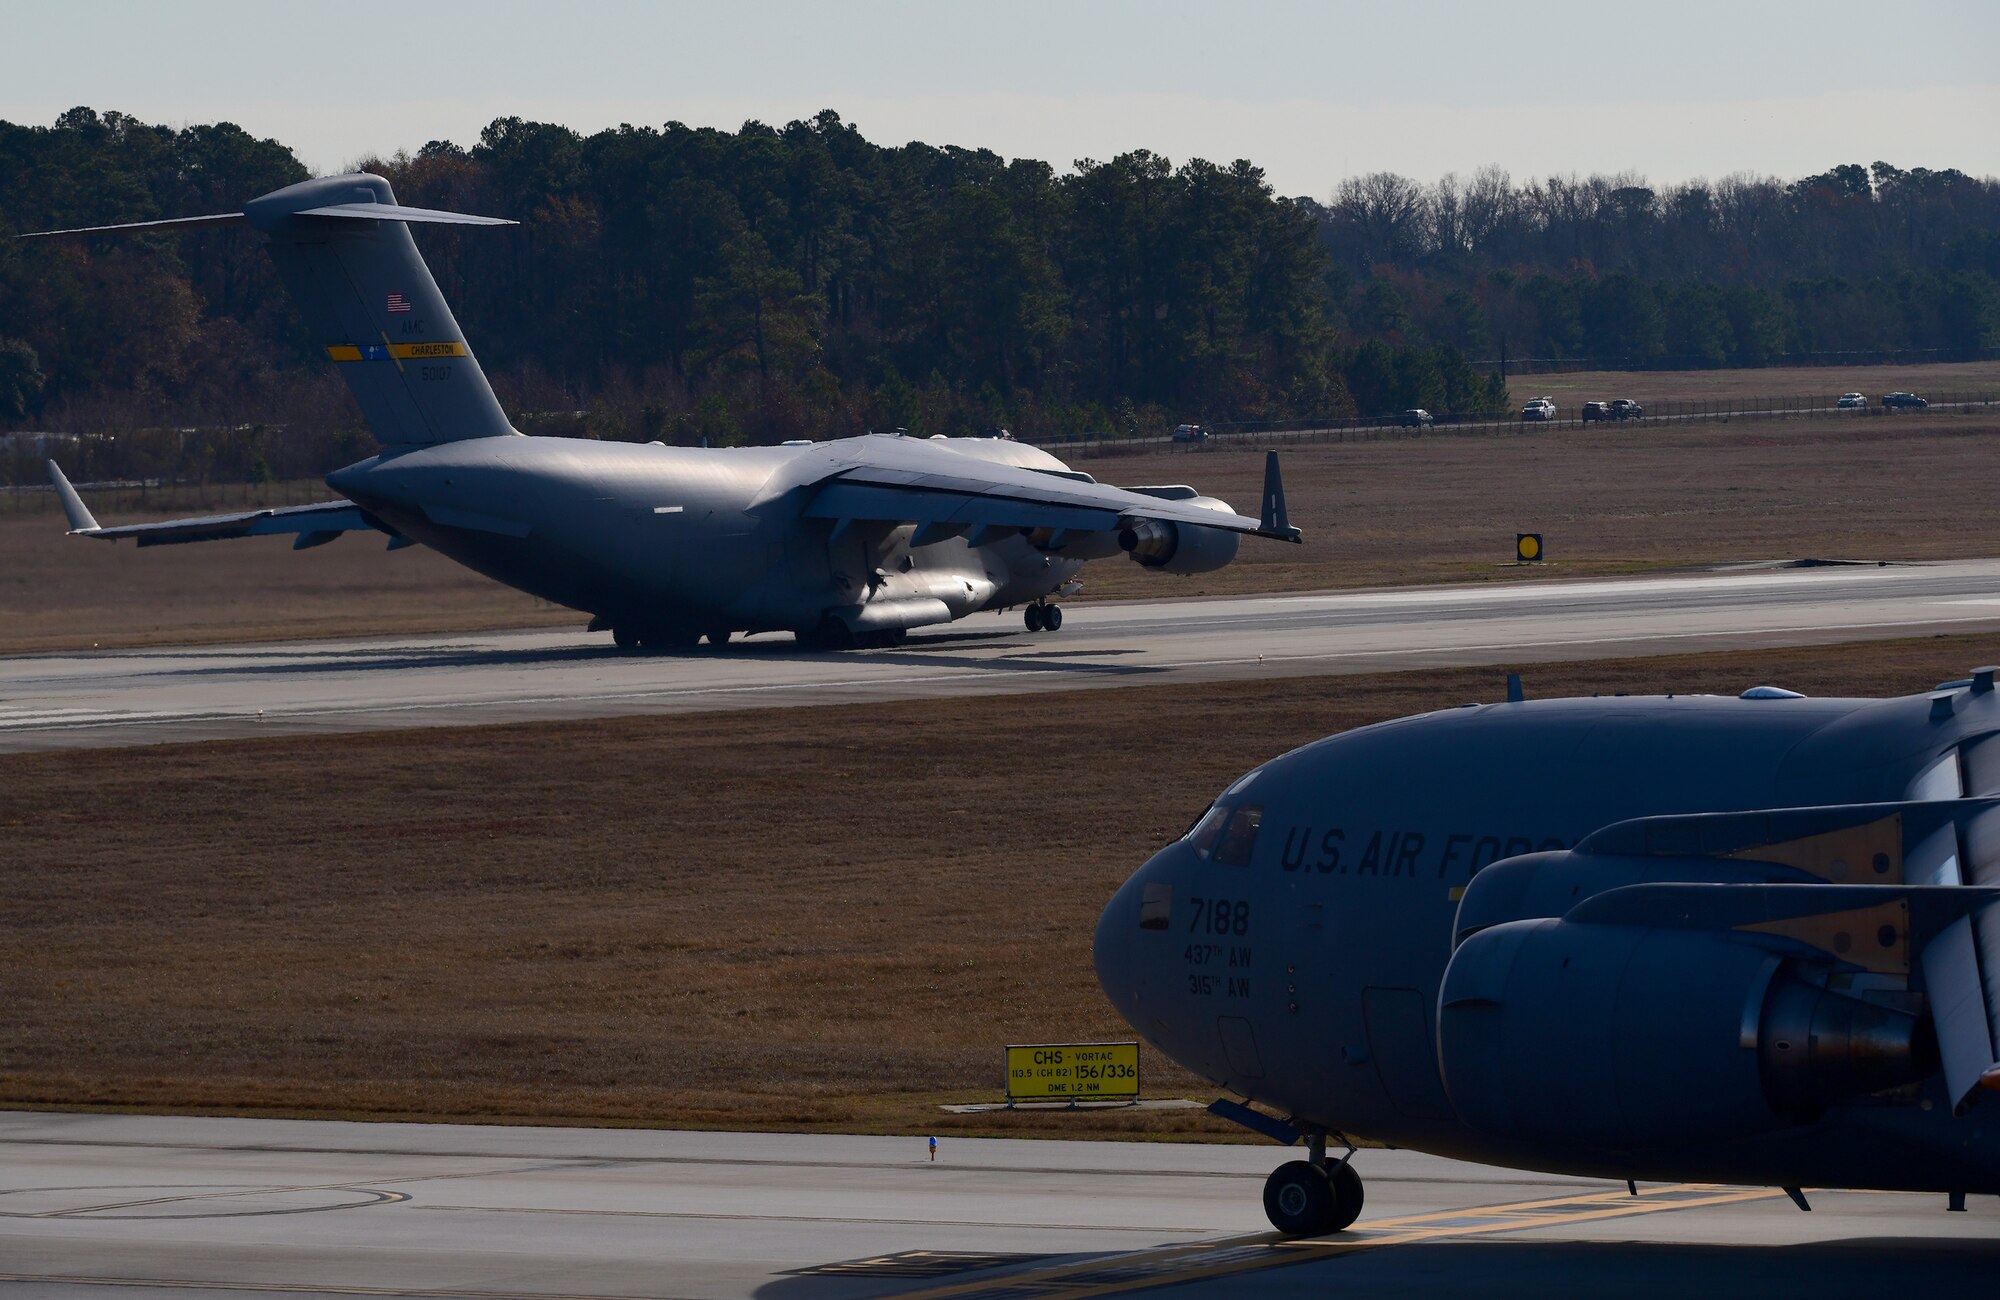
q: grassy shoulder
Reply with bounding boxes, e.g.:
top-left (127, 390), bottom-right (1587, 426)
top-left (4, 633), bottom-right (1995, 1139)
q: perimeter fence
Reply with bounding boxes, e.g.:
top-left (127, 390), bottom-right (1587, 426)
top-left (1023, 388), bottom-right (2000, 454)
top-left (6, 387), bottom-right (2000, 510)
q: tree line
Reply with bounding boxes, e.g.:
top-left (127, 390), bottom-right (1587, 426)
top-left (1309, 163), bottom-right (2000, 367)
top-left (2, 109), bottom-right (1994, 484)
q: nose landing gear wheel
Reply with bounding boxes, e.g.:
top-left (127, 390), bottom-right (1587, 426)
top-left (1041, 603), bottom-right (1063, 631)
top-left (1262, 1158), bottom-right (1363, 1236)
top-left (611, 626), bottom-right (639, 651)
top-left (1262, 1161), bottom-right (1331, 1236)
top-left (1024, 603), bottom-right (1044, 632)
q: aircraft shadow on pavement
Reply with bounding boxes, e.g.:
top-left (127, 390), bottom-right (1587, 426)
top-left (148, 641), bottom-right (614, 679)
top-left (753, 1233), bottom-right (2000, 1299)
top-left (135, 629), bottom-right (1164, 682)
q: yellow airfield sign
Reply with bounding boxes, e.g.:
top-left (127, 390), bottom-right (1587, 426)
top-left (1005, 1041), bottom-right (1140, 1102)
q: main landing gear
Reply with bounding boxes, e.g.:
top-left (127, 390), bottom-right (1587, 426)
top-left (1262, 1133), bottom-right (1363, 1236)
top-left (611, 625), bottom-right (694, 652)
top-left (609, 625), bottom-right (733, 653)
top-left (1024, 601), bottom-right (1064, 633)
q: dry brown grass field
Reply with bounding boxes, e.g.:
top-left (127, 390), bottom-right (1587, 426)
top-left (4, 634), bottom-right (1996, 1138)
top-left (1517, 357), bottom-right (2000, 405)
top-left (7, 410), bottom-right (2000, 653)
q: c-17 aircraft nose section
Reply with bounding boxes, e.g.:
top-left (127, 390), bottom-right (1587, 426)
top-left (1096, 845), bottom-right (1231, 1082)
top-left (1097, 794), bottom-right (1275, 1095)
top-left (1102, 682), bottom-right (2000, 1237)
top-left (1093, 857), bottom-right (1156, 1033)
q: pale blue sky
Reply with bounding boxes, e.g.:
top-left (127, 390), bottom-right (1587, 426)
top-left (4, 0), bottom-right (1996, 195)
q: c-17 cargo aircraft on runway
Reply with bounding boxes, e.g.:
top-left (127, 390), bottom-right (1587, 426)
top-left (28, 174), bottom-right (1299, 650)
top-left (1097, 672), bottom-right (2000, 1235)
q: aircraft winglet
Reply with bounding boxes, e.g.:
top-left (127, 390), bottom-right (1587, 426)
top-left (46, 460), bottom-right (100, 534)
top-left (1260, 451), bottom-right (1302, 542)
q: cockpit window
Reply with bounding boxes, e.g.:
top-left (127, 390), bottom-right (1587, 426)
top-left (1185, 803), bottom-right (1266, 865)
top-left (1185, 804), bottom-right (1230, 858)
top-left (1213, 805), bottom-right (1264, 867)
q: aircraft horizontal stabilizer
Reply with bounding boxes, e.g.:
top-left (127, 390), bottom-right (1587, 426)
top-left (291, 202), bottom-right (517, 227)
top-left (16, 201), bottom-right (516, 241)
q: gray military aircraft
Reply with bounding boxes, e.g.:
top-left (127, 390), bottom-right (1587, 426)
top-left (29, 173), bottom-right (1300, 650)
top-left (1096, 673), bottom-right (2000, 1234)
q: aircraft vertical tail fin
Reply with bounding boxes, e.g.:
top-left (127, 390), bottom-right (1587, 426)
top-left (20, 173), bottom-right (520, 450)
top-left (1259, 451), bottom-right (1301, 542)
top-left (244, 175), bottom-right (518, 449)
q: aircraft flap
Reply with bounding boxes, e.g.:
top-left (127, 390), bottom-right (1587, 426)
top-left (805, 481), bottom-right (1117, 535)
top-left (1922, 914), bottom-right (2000, 1114)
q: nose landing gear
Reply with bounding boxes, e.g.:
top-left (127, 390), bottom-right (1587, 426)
top-left (1262, 1133), bottom-right (1363, 1236)
top-left (1024, 601), bottom-right (1064, 632)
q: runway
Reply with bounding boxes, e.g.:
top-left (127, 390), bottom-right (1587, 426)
top-left (0, 1112), bottom-right (1990, 1299)
top-left (7, 559), bottom-right (2000, 751)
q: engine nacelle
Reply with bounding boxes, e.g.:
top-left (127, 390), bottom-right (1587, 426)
top-left (1437, 919), bottom-right (1933, 1151)
top-left (1118, 505), bottom-right (1240, 575)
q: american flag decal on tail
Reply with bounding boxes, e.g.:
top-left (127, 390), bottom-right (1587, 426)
top-left (386, 292), bottom-right (412, 313)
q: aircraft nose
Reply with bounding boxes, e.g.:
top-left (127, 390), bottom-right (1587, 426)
top-left (1094, 847), bottom-right (1181, 1038)
top-left (1093, 880), bottom-right (1142, 1029)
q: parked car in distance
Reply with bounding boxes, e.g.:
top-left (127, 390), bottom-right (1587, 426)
top-left (1170, 423), bottom-right (1210, 443)
top-left (1836, 392), bottom-right (1867, 409)
top-left (1586, 399), bottom-right (1643, 422)
top-left (1399, 409), bottom-right (1434, 427)
top-left (1881, 391), bottom-right (1929, 409)
top-left (1520, 397), bottom-right (1557, 421)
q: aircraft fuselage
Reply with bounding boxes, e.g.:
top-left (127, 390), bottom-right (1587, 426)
top-left (326, 434), bottom-right (1097, 641)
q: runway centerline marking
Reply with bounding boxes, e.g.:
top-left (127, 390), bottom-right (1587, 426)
top-left (420, 1201), bottom-right (1215, 1233)
top-left (882, 1182), bottom-right (1795, 1299)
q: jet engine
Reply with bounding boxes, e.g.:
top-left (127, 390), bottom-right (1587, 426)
top-left (1436, 918), bottom-right (1936, 1149)
top-left (1118, 506), bottom-right (1240, 575)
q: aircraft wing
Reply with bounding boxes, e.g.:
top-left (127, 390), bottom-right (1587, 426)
top-left (803, 447), bottom-right (1302, 542)
top-left (47, 461), bottom-right (387, 550)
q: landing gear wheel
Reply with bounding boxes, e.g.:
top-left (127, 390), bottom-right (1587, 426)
top-left (611, 626), bottom-right (639, 651)
top-left (1024, 603), bottom-right (1045, 632)
top-left (798, 617), bottom-right (856, 652)
top-left (1326, 1161), bottom-right (1364, 1232)
top-left (1262, 1160), bottom-right (1333, 1236)
top-left (1041, 603), bottom-right (1063, 631)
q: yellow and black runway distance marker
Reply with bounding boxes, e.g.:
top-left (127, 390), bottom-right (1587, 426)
top-left (885, 1182), bottom-right (1793, 1300)
top-left (1516, 533), bottom-right (1544, 563)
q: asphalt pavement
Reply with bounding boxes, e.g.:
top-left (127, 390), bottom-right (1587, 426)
top-left (8, 560), bottom-right (2000, 750)
top-left (1, 1112), bottom-right (1992, 1299)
